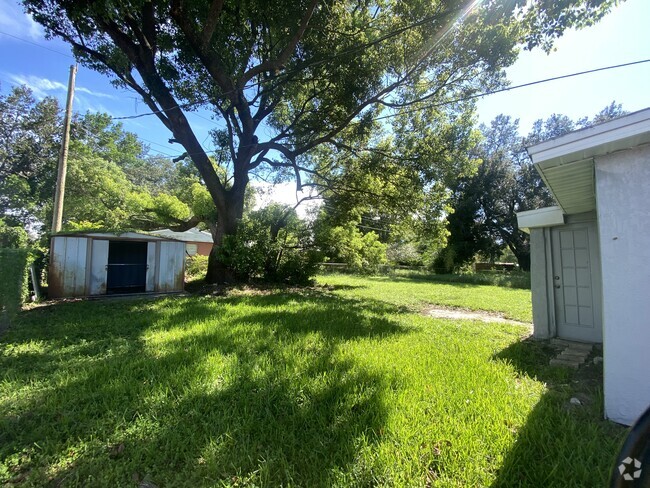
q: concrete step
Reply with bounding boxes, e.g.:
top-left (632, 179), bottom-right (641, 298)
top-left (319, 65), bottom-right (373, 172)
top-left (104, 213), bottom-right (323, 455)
top-left (558, 351), bottom-right (589, 361)
top-left (550, 358), bottom-right (580, 369)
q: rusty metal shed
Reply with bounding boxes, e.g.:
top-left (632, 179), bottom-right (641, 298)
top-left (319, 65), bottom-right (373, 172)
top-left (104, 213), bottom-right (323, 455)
top-left (49, 232), bottom-right (185, 298)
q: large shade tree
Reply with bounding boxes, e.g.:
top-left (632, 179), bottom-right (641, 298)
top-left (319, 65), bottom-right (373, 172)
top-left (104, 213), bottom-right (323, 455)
top-left (24, 0), bottom-right (618, 282)
top-left (0, 85), bottom-right (61, 230)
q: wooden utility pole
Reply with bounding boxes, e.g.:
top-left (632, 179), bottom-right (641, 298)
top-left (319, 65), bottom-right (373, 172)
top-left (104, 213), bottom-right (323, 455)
top-left (51, 64), bottom-right (77, 233)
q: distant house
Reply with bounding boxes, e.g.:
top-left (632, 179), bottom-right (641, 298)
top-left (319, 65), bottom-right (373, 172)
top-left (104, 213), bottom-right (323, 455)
top-left (49, 232), bottom-right (185, 298)
top-left (517, 108), bottom-right (650, 426)
top-left (150, 227), bottom-right (214, 256)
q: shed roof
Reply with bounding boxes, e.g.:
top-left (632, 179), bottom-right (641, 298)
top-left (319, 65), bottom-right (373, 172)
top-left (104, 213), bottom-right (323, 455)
top-left (526, 107), bottom-right (650, 215)
top-left (150, 227), bottom-right (214, 243)
top-left (53, 231), bottom-right (179, 242)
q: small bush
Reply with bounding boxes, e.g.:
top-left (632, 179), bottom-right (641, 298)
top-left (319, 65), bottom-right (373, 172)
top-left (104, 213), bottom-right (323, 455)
top-left (217, 204), bottom-right (322, 285)
top-left (315, 222), bottom-right (387, 274)
top-left (0, 248), bottom-right (32, 326)
top-left (386, 242), bottom-right (423, 266)
top-left (0, 220), bottom-right (29, 249)
top-left (185, 254), bottom-right (209, 281)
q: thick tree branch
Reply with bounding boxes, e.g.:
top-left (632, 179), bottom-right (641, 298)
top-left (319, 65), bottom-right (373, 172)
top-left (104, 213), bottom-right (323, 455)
top-left (91, 16), bottom-right (228, 212)
top-left (202, 0), bottom-right (225, 49)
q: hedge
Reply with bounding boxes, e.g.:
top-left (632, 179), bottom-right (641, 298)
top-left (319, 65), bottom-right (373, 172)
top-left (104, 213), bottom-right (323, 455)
top-left (0, 248), bottom-right (32, 327)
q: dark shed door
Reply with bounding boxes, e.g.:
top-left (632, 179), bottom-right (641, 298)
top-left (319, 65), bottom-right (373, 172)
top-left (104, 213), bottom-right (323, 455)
top-left (106, 241), bottom-right (148, 294)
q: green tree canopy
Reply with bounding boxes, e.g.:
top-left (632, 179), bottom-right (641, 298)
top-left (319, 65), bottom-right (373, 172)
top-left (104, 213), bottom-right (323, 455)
top-left (0, 85), bottom-right (61, 230)
top-left (440, 102), bottom-right (628, 272)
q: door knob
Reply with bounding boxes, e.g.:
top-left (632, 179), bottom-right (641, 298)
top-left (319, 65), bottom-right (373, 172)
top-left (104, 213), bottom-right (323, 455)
top-left (554, 276), bottom-right (560, 280)
top-left (554, 284), bottom-right (561, 289)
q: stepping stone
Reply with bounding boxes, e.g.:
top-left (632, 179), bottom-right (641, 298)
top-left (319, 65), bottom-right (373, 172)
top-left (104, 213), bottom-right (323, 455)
top-left (550, 358), bottom-right (580, 369)
top-left (558, 351), bottom-right (589, 361)
top-left (549, 339), bottom-right (594, 368)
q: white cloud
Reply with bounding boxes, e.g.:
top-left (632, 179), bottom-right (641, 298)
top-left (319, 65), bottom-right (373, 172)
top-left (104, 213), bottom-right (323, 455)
top-left (0, 0), bottom-right (44, 40)
top-left (75, 86), bottom-right (118, 99)
top-left (6, 73), bottom-right (117, 101)
top-left (6, 73), bottom-right (64, 98)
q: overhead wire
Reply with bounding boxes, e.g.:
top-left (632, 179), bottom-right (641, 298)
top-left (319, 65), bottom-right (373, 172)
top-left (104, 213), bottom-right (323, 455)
top-left (0, 30), bottom-right (74, 58)
top-left (373, 58), bottom-right (650, 122)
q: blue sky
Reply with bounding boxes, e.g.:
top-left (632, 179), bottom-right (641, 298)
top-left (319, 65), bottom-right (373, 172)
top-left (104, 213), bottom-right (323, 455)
top-left (1, 0), bottom-right (649, 160)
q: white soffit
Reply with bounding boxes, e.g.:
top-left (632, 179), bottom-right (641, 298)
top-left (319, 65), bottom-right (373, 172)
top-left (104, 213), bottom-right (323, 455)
top-left (527, 108), bottom-right (650, 215)
top-left (517, 206), bottom-right (565, 232)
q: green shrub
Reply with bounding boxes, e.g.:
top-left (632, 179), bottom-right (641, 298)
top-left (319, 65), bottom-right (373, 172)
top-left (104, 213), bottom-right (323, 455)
top-left (217, 204), bottom-right (322, 285)
top-left (185, 254), bottom-right (209, 281)
top-left (0, 220), bottom-right (29, 249)
top-left (315, 222), bottom-right (387, 274)
top-left (0, 248), bottom-right (32, 326)
top-left (388, 269), bottom-right (531, 289)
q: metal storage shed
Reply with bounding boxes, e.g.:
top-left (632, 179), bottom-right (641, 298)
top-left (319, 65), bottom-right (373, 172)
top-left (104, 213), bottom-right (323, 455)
top-left (49, 232), bottom-right (185, 298)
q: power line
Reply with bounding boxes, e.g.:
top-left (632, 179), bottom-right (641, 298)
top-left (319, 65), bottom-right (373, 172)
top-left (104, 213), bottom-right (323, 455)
top-left (0, 30), bottom-right (73, 58)
top-left (374, 58), bottom-right (650, 121)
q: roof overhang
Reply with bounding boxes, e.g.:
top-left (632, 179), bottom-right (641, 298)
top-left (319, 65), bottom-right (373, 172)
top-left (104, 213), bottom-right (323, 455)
top-left (517, 206), bottom-right (565, 233)
top-left (527, 108), bottom-right (650, 215)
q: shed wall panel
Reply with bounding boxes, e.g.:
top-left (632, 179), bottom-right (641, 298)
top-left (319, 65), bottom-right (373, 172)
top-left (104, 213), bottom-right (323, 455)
top-left (50, 237), bottom-right (89, 297)
top-left (49, 237), bottom-right (66, 298)
top-left (68, 237), bottom-right (88, 296)
top-left (156, 241), bottom-right (184, 292)
top-left (89, 239), bottom-right (109, 295)
top-left (146, 242), bottom-right (156, 292)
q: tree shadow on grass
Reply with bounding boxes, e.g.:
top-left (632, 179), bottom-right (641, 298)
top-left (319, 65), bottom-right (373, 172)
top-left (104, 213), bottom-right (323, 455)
top-left (1, 291), bottom-right (407, 486)
top-left (490, 338), bottom-right (626, 487)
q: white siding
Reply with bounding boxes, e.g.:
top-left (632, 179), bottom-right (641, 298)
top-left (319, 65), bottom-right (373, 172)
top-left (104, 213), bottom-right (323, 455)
top-left (596, 144), bottom-right (650, 426)
top-left (89, 239), bottom-right (109, 295)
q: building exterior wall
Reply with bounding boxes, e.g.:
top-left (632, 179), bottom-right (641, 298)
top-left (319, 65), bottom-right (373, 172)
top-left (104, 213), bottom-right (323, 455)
top-left (596, 144), bottom-right (650, 426)
top-left (529, 227), bottom-right (553, 339)
top-left (196, 242), bottom-right (212, 256)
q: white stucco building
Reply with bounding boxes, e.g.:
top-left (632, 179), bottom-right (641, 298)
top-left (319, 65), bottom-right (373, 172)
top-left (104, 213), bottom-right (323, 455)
top-left (517, 108), bottom-right (650, 426)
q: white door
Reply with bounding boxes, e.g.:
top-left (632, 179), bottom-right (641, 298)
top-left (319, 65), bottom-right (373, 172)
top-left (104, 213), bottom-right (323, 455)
top-left (551, 223), bottom-right (602, 342)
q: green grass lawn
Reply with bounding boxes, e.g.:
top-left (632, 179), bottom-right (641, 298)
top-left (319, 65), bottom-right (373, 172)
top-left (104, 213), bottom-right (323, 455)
top-left (318, 273), bottom-right (533, 323)
top-left (1, 274), bottom-right (625, 486)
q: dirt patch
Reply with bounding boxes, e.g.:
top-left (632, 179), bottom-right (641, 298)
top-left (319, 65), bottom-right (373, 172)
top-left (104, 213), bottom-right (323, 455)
top-left (422, 305), bottom-right (532, 328)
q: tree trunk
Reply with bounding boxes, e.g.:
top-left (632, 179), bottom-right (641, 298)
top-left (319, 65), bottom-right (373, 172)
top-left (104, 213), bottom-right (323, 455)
top-left (205, 188), bottom-right (247, 284)
top-left (515, 251), bottom-right (531, 272)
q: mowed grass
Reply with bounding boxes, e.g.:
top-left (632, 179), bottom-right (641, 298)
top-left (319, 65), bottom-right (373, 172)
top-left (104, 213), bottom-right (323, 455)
top-left (1, 275), bottom-right (624, 486)
top-left (318, 273), bottom-right (533, 322)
